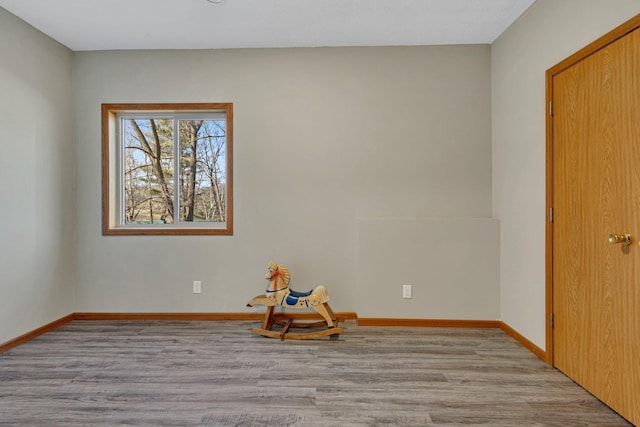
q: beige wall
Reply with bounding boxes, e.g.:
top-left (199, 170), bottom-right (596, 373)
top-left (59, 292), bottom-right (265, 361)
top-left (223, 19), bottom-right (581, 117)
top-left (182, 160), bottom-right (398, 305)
top-left (492, 0), bottom-right (640, 349)
top-left (0, 8), bottom-right (75, 344)
top-left (357, 218), bottom-right (499, 319)
top-left (72, 46), bottom-right (493, 315)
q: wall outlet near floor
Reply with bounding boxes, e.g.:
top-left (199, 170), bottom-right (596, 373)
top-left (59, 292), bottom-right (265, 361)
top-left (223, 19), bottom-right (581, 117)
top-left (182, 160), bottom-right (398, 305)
top-left (193, 281), bottom-right (202, 294)
top-left (402, 284), bottom-right (412, 299)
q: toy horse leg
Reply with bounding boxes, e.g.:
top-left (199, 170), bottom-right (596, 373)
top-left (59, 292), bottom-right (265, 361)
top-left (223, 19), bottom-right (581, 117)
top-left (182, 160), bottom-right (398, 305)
top-left (246, 294), bottom-right (276, 308)
top-left (323, 302), bottom-right (337, 321)
top-left (262, 305), bottom-right (275, 330)
top-left (313, 303), bottom-right (336, 328)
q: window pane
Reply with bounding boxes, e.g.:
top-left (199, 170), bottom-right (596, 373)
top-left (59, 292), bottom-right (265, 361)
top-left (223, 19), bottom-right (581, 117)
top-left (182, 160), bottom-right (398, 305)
top-left (123, 119), bottom-right (175, 224)
top-left (178, 119), bottom-right (227, 223)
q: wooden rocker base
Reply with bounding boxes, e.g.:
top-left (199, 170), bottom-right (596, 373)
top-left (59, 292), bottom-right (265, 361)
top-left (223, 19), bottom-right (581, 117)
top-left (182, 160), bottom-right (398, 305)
top-left (248, 301), bottom-right (343, 340)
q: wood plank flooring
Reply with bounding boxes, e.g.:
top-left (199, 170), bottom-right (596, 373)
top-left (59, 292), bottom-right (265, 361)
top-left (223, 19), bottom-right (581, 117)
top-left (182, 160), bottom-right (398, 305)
top-left (0, 321), bottom-right (632, 426)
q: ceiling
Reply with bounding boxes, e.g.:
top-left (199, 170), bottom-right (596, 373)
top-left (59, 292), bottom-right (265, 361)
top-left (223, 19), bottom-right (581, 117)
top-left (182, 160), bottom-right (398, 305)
top-left (0, 0), bottom-right (536, 51)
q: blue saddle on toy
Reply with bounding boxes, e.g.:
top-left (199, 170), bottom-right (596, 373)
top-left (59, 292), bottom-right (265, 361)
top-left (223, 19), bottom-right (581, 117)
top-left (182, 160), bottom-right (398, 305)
top-left (285, 288), bottom-right (313, 306)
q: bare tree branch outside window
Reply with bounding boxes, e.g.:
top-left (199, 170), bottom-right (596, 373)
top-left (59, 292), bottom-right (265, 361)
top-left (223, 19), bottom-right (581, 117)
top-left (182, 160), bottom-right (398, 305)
top-left (123, 118), bottom-right (227, 225)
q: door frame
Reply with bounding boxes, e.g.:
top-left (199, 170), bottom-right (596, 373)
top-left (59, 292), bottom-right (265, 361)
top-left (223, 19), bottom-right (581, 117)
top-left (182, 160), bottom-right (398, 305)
top-left (545, 14), bottom-right (640, 365)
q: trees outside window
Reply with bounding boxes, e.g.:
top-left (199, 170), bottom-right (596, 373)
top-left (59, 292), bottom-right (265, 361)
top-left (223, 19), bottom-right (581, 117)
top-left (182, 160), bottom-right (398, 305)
top-left (102, 104), bottom-right (233, 235)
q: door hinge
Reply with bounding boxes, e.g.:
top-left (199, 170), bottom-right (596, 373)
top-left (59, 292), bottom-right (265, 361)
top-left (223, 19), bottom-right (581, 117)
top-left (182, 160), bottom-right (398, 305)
top-left (549, 101), bottom-right (554, 117)
top-left (549, 207), bottom-right (554, 223)
top-left (550, 312), bottom-right (555, 328)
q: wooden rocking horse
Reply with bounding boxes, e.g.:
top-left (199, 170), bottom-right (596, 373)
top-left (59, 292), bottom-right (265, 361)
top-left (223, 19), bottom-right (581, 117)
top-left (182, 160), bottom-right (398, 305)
top-left (246, 262), bottom-right (344, 340)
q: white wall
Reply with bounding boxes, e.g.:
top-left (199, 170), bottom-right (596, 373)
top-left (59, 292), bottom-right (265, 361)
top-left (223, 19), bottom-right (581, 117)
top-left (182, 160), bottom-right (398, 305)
top-left (492, 0), bottom-right (640, 349)
top-left (72, 46), bottom-right (493, 315)
top-left (0, 8), bottom-right (75, 344)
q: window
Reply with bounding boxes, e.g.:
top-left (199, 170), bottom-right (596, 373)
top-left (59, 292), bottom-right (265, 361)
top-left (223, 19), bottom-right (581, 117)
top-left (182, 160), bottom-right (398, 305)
top-left (102, 103), bottom-right (233, 235)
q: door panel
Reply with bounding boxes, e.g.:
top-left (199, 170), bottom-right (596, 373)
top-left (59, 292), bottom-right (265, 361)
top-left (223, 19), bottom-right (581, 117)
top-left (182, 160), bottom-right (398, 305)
top-left (553, 27), bottom-right (640, 425)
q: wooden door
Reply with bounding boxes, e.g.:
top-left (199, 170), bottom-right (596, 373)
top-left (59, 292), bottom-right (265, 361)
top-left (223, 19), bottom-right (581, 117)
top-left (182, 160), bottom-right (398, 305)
top-left (550, 22), bottom-right (640, 425)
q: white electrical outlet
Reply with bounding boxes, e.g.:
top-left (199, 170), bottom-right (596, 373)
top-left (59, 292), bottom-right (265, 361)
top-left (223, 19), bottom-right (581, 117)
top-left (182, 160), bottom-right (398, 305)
top-left (193, 281), bottom-right (202, 294)
top-left (403, 284), bottom-right (412, 299)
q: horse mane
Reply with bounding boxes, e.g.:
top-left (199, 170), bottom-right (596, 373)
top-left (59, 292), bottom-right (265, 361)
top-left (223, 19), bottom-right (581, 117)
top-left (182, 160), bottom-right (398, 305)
top-left (276, 264), bottom-right (291, 285)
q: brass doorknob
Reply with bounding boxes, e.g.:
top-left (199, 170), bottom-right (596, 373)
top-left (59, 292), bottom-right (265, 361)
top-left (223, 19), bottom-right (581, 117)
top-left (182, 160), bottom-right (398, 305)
top-left (608, 233), bottom-right (632, 245)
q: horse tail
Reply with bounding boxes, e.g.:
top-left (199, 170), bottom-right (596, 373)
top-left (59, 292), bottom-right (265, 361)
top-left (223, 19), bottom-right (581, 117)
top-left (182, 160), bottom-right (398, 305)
top-left (313, 285), bottom-right (330, 304)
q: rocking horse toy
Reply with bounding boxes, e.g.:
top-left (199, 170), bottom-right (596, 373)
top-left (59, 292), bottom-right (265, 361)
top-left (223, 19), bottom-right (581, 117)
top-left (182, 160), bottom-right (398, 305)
top-left (246, 262), bottom-right (344, 340)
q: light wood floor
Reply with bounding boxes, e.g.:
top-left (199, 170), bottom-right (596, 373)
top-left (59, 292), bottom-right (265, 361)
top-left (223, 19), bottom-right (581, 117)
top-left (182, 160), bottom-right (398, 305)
top-left (0, 320), bottom-right (632, 426)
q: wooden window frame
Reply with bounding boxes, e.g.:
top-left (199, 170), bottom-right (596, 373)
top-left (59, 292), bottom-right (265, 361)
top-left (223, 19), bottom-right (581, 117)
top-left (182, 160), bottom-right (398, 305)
top-left (102, 103), bottom-right (233, 236)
